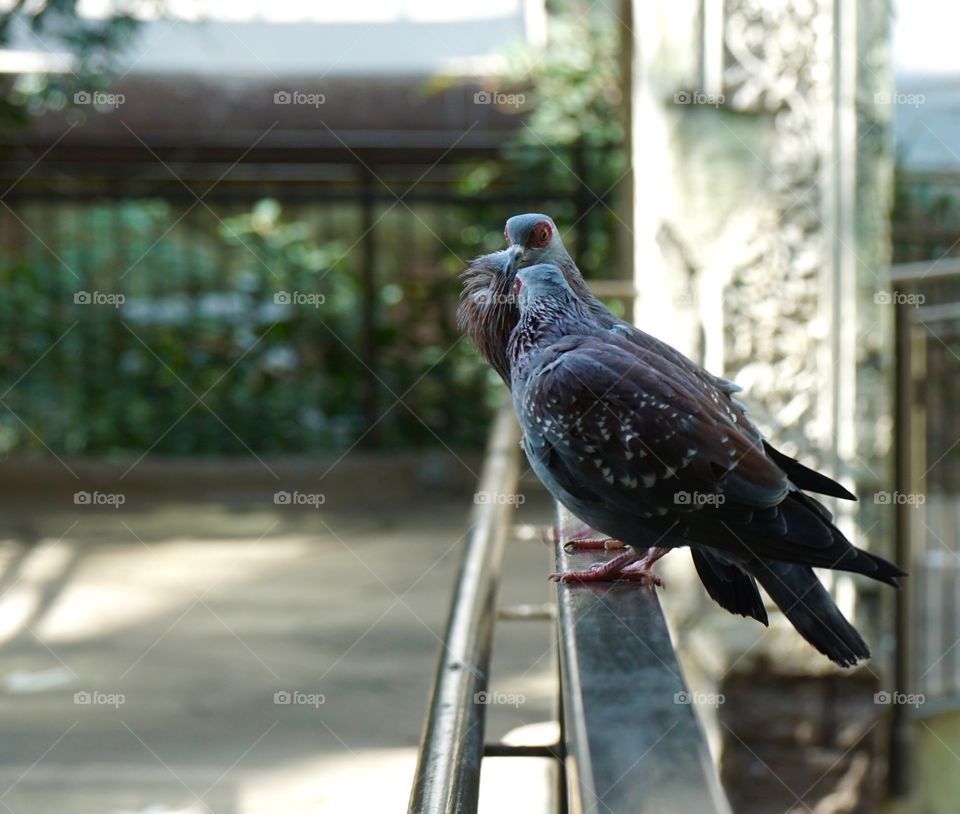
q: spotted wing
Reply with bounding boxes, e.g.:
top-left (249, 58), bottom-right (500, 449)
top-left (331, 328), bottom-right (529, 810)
top-left (516, 335), bottom-right (788, 520)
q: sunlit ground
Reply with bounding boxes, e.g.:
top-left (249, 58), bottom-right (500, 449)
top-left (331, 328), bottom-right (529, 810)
top-left (0, 464), bottom-right (556, 813)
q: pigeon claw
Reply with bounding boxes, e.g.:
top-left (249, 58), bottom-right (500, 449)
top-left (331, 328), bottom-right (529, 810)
top-left (562, 537), bottom-right (626, 552)
top-left (549, 551), bottom-right (640, 583)
top-left (542, 522), bottom-right (626, 551)
top-left (618, 545), bottom-right (671, 586)
top-left (619, 563), bottom-right (665, 587)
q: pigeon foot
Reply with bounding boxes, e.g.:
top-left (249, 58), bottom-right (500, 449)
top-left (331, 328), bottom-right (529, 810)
top-left (550, 546), bottom-right (671, 586)
top-left (549, 550), bottom-right (640, 583)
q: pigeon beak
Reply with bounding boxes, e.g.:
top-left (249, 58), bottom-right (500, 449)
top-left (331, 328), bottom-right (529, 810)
top-left (507, 244), bottom-right (524, 265)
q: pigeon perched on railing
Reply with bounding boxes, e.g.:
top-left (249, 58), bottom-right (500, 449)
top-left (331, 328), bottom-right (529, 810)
top-left (458, 244), bottom-right (771, 623)
top-left (499, 215), bottom-right (879, 591)
top-left (457, 248), bottom-right (768, 625)
top-left (507, 264), bottom-right (904, 666)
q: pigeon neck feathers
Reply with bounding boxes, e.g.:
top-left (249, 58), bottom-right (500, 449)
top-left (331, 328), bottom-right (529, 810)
top-left (457, 250), bottom-right (516, 384)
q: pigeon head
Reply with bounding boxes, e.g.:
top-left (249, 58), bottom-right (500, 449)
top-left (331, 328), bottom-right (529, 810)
top-left (514, 263), bottom-right (577, 313)
top-left (456, 248), bottom-right (520, 383)
top-left (505, 214), bottom-right (568, 268)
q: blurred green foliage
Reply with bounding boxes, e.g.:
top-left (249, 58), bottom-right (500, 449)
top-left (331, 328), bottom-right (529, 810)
top-left (0, 199), bottom-right (507, 455)
top-left (0, 2), bottom-right (627, 456)
top-left (455, 1), bottom-right (627, 279)
top-left (0, 1), bottom-right (150, 124)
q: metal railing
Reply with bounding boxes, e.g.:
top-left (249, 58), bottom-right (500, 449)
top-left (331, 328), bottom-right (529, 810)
top-left (408, 404), bottom-right (731, 813)
top-left (553, 505), bottom-right (731, 814)
top-left (408, 404), bottom-right (522, 813)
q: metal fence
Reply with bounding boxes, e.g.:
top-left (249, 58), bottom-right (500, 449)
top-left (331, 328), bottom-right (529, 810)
top-left (892, 260), bottom-right (960, 707)
top-left (891, 172), bottom-right (960, 710)
top-left (0, 145), bottom-right (623, 456)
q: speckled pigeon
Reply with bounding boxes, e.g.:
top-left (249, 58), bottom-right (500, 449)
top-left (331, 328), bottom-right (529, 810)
top-left (507, 264), bottom-right (904, 666)
top-left (459, 248), bottom-right (772, 624)
top-left (501, 213), bottom-right (889, 612)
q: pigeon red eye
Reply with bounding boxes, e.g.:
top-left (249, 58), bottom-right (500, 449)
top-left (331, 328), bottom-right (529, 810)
top-left (504, 226), bottom-right (511, 246)
top-left (528, 223), bottom-right (551, 247)
top-left (513, 277), bottom-right (522, 297)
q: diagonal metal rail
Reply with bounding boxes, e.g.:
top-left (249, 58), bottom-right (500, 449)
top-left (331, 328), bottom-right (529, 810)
top-left (408, 403), bottom-right (522, 814)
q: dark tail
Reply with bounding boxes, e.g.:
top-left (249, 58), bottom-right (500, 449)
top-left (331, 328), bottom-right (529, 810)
top-left (763, 441), bottom-right (857, 501)
top-left (750, 559), bottom-right (870, 667)
top-left (693, 491), bottom-right (907, 586)
top-left (691, 549), bottom-right (768, 625)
